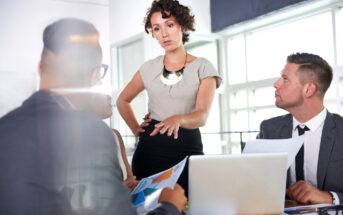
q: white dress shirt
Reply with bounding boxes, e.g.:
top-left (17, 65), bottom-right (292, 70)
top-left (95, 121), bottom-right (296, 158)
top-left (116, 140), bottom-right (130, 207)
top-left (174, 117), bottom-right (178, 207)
top-left (290, 108), bottom-right (340, 204)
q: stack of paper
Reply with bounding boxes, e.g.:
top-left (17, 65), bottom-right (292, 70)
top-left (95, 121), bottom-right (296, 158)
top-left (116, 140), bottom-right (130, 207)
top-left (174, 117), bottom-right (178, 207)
top-left (243, 136), bottom-right (305, 168)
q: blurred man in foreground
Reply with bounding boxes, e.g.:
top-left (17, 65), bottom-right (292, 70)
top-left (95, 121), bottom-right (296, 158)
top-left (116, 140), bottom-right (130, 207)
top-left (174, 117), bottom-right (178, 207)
top-left (0, 18), bottom-right (186, 215)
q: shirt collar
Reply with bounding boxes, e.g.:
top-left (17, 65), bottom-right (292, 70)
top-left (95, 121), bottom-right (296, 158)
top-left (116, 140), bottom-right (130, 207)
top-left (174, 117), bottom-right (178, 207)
top-left (51, 93), bottom-right (77, 110)
top-left (293, 108), bottom-right (327, 132)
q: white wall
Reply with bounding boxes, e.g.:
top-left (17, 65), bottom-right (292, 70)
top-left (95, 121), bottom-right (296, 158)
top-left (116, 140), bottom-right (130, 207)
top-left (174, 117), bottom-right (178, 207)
top-left (0, 0), bottom-right (110, 116)
top-left (109, 0), bottom-right (212, 44)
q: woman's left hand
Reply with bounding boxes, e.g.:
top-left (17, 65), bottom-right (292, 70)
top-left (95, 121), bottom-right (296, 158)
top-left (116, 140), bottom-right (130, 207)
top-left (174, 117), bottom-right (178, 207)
top-left (150, 115), bottom-right (182, 139)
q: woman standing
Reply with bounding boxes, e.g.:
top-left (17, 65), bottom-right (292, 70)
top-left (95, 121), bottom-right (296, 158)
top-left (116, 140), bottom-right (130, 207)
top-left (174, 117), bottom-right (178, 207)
top-left (116, 0), bottom-right (221, 195)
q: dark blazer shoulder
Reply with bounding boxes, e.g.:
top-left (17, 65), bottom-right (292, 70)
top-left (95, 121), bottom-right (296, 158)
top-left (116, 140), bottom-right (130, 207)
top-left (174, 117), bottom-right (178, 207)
top-left (322, 111), bottom-right (343, 133)
top-left (257, 113), bottom-right (293, 139)
top-left (261, 114), bottom-right (292, 125)
top-left (331, 112), bottom-right (343, 124)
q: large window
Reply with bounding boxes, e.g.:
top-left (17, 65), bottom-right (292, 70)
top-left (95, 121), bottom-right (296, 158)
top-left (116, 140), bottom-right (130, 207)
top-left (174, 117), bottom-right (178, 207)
top-left (337, 7), bottom-right (343, 66)
top-left (186, 39), bottom-right (224, 154)
top-left (246, 12), bottom-right (334, 82)
top-left (111, 37), bottom-right (145, 159)
top-left (222, 2), bottom-right (343, 153)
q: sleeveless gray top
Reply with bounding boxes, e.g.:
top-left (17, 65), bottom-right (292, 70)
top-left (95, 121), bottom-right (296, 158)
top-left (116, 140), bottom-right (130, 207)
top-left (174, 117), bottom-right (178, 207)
top-left (139, 55), bottom-right (222, 121)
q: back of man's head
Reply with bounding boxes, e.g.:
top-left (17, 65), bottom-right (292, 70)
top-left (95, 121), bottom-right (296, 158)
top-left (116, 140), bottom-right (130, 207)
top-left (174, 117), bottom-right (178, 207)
top-left (40, 18), bottom-right (102, 89)
top-left (287, 52), bottom-right (333, 98)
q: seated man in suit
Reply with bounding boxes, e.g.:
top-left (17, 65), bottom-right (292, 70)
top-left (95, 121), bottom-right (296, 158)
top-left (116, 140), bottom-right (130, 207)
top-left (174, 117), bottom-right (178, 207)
top-left (0, 18), bottom-right (186, 215)
top-left (257, 52), bottom-right (343, 205)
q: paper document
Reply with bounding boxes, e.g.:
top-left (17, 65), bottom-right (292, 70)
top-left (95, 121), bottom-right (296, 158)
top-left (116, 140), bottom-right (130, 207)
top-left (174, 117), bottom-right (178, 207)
top-left (243, 136), bottom-right (304, 168)
top-left (284, 203), bottom-right (339, 214)
top-left (131, 156), bottom-right (188, 214)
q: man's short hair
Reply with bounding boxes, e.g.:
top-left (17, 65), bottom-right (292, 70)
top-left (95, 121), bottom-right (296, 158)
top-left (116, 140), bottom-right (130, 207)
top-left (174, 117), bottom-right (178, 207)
top-left (41, 18), bottom-right (102, 86)
top-left (287, 52), bottom-right (333, 97)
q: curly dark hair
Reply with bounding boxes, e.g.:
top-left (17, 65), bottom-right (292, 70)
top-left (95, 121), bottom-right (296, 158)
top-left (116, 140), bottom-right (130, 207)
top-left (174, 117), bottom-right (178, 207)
top-left (144, 0), bottom-right (195, 44)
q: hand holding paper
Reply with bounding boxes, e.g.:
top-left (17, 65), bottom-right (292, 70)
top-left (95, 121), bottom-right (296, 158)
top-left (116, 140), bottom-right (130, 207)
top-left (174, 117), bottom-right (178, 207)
top-left (131, 156), bottom-right (188, 214)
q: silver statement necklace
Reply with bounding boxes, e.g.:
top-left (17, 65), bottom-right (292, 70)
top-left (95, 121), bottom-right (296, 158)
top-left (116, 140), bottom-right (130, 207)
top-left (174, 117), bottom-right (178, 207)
top-left (160, 53), bottom-right (187, 85)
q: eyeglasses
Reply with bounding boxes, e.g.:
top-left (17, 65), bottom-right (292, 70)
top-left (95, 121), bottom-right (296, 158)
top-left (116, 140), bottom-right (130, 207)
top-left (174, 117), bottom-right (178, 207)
top-left (99, 64), bottom-right (108, 79)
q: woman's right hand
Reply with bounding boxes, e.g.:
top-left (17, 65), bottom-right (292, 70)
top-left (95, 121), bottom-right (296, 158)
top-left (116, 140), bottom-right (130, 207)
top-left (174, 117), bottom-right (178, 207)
top-left (133, 112), bottom-right (151, 136)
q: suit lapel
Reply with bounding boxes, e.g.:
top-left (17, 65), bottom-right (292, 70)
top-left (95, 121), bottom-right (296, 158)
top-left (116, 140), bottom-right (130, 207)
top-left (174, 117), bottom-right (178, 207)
top-left (279, 114), bottom-right (293, 139)
top-left (317, 111), bottom-right (336, 189)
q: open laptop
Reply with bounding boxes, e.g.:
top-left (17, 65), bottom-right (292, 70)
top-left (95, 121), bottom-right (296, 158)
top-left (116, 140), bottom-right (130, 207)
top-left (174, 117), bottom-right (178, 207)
top-left (188, 153), bottom-right (287, 215)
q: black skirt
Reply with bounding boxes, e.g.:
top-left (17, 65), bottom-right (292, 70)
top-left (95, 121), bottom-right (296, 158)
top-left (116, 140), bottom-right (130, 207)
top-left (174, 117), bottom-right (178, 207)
top-left (132, 119), bottom-right (203, 196)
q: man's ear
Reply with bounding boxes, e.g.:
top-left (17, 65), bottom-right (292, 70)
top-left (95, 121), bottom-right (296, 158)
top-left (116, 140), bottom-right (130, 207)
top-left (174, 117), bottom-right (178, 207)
top-left (304, 82), bottom-right (317, 98)
top-left (38, 61), bottom-right (43, 76)
top-left (89, 69), bottom-right (99, 86)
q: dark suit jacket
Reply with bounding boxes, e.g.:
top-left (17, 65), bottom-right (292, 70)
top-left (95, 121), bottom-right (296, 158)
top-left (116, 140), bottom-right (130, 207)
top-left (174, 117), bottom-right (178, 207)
top-left (257, 111), bottom-right (343, 202)
top-left (0, 91), bottom-right (179, 215)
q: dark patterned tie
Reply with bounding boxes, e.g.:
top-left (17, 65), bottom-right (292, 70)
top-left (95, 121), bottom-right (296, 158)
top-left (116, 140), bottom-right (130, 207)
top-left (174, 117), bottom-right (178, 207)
top-left (295, 125), bottom-right (309, 181)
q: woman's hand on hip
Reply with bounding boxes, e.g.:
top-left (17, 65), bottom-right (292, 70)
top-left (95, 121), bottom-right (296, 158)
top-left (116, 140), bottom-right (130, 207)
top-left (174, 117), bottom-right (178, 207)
top-left (133, 112), bottom-right (151, 136)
